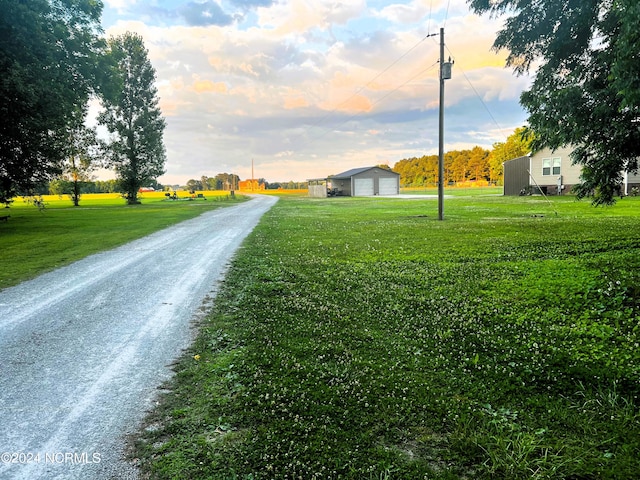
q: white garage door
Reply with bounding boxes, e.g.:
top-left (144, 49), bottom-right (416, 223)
top-left (379, 177), bottom-right (398, 195)
top-left (353, 178), bottom-right (374, 196)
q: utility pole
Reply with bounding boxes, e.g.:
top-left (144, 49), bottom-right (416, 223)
top-left (438, 28), bottom-right (452, 221)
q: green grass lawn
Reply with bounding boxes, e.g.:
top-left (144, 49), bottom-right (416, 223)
top-left (401, 185), bottom-right (504, 196)
top-left (0, 193), bottom-right (245, 290)
top-left (132, 193), bottom-right (640, 479)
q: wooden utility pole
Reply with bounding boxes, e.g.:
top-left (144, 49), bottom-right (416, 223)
top-left (438, 28), bottom-right (452, 221)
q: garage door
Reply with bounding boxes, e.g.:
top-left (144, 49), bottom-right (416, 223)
top-left (379, 177), bottom-right (398, 195)
top-left (353, 178), bottom-right (374, 196)
top-left (353, 178), bottom-right (373, 197)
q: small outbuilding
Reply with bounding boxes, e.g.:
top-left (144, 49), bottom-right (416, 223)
top-left (503, 155), bottom-right (531, 196)
top-left (325, 166), bottom-right (400, 197)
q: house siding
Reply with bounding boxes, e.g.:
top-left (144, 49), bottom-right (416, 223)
top-left (529, 146), bottom-right (580, 195)
top-left (625, 171), bottom-right (640, 195)
top-left (505, 147), bottom-right (640, 196)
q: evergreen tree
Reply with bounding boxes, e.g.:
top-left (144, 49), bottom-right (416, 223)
top-left (99, 32), bottom-right (166, 205)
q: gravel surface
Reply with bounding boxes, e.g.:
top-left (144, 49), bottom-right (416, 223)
top-left (0, 195), bottom-right (277, 480)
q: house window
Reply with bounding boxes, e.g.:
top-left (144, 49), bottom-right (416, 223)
top-left (542, 157), bottom-right (561, 176)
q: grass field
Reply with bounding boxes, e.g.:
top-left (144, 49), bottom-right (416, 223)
top-left (132, 193), bottom-right (640, 479)
top-left (400, 186), bottom-right (504, 196)
top-left (0, 191), bottom-right (244, 289)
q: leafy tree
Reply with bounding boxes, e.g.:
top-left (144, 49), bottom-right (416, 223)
top-left (468, 146), bottom-right (491, 181)
top-left (468, 0), bottom-right (640, 204)
top-left (490, 127), bottom-right (534, 184)
top-left (146, 179), bottom-right (164, 191)
top-left (393, 149), bottom-right (495, 187)
top-left (94, 179), bottom-right (121, 193)
top-left (99, 32), bottom-right (166, 205)
top-left (450, 151), bottom-right (469, 183)
top-left (186, 179), bottom-right (203, 192)
top-left (0, 0), bottom-right (104, 206)
top-left (212, 173), bottom-right (240, 190)
top-left (58, 109), bottom-right (102, 206)
top-left (611, 0), bottom-right (640, 110)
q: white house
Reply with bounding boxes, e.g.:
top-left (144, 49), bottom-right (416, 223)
top-left (504, 146), bottom-right (640, 195)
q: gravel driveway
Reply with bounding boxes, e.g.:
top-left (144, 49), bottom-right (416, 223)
top-left (0, 195), bottom-right (278, 480)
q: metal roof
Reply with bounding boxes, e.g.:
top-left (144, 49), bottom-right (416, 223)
top-left (330, 166), bottom-right (398, 179)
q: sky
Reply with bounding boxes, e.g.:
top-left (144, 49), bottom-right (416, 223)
top-left (97, 0), bottom-right (532, 185)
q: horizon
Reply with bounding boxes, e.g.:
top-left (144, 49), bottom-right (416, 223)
top-left (96, 0), bottom-right (532, 185)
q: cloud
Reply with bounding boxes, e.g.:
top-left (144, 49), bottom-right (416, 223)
top-left (229, 0), bottom-right (276, 8)
top-left (258, 0), bottom-right (365, 36)
top-left (283, 90), bottom-right (310, 110)
top-left (181, 1), bottom-right (234, 26)
top-left (191, 78), bottom-right (228, 93)
top-left (100, 1), bottom-right (532, 185)
top-left (374, 0), bottom-right (430, 24)
top-left (103, 0), bottom-right (137, 14)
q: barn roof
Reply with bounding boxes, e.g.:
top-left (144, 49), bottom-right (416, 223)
top-left (330, 166), bottom-right (398, 179)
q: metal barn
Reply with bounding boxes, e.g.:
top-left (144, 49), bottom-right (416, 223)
top-left (328, 167), bottom-right (400, 197)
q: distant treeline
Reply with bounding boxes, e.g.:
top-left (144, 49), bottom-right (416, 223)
top-left (392, 128), bottom-right (534, 187)
top-left (37, 176), bottom-right (309, 196)
top-left (48, 179), bottom-right (126, 195)
top-left (393, 146), bottom-right (496, 187)
top-left (185, 175), bottom-right (308, 191)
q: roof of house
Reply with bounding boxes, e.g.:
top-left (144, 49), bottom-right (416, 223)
top-left (330, 166), bottom-right (399, 178)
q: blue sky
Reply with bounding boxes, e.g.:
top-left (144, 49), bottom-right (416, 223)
top-left (98, 0), bottom-right (531, 184)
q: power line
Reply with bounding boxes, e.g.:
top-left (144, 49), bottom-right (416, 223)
top-left (427, 0), bottom-right (434, 35)
top-left (445, 45), bottom-right (510, 140)
top-left (443, 0), bottom-right (452, 28)
top-left (301, 61), bottom-right (440, 147)
top-left (305, 33), bottom-right (436, 135)
top-left (283, 31), bottom-right (440, 155)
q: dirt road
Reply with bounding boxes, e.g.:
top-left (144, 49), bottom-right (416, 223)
top-left (0, 195), bottom-right (277, 479)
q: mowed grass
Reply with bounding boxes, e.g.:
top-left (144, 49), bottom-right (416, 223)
top-left (401, 185), bottom-right (504, 196)
top-left (0, 191), bottom-right (244, 290)
top-left (133, 193), bottom-right (640, 479)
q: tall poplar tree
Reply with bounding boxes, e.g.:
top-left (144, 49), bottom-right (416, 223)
top-left (99, 32), bottom-right (166, 205)
top-left (468, 0), bottom-right (640, 204)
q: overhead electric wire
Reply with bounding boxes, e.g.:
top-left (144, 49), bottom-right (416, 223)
top-left (445, 45), bottom-right (510, 140)
top-left (427, 0), bottom-right (434, 35)
top-left (280, 4), bottom-right (466, 159)
top-left (285, 32), bottom-right (440, 155)
top-left (443, 0), bottom-right (452, 28)
top-left (304, 61), bottom-right (441, 146)
top-left (305, 33), bottom-right (436, 135)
